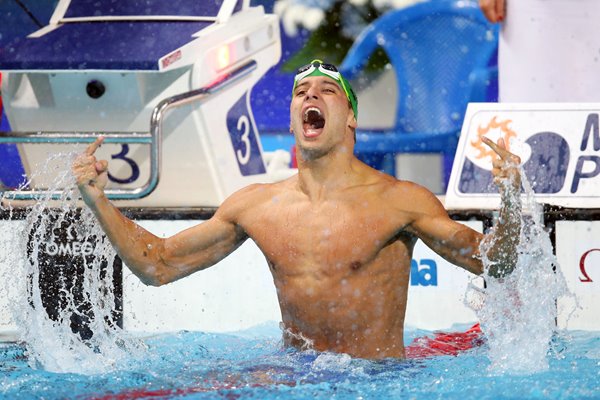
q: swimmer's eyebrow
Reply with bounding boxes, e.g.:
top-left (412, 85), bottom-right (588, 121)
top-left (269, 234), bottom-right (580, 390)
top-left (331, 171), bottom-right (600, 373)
top-left (321, 81), bottom-right (342, 92)
top-left (295, 81), bottom-right (309, 91)
top-left (321, 81), bottom-right (338, 88)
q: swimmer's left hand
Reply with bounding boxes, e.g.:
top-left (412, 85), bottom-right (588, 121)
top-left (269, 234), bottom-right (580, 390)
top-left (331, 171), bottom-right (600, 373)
top-left (482, 136), bottom-right (521, 192)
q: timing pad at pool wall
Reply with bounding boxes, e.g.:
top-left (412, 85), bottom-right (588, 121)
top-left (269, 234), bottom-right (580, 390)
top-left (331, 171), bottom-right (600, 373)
top-left (26, 210), bottom-right (123, 340)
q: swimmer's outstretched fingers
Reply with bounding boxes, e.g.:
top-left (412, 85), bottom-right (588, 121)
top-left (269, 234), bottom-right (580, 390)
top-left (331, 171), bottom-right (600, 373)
top-left (481, 137), bottom-right (520, 162)
top-left (86, 135), bottom-right (105, 155)
top-left (481, 136), bottom-right (521, 185)
top-left (73, 136), bottom-right (109, 190)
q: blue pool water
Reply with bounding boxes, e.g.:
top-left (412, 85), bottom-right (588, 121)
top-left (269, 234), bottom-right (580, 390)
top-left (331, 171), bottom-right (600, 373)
top-left (1, 322), bottom-right (599, 400)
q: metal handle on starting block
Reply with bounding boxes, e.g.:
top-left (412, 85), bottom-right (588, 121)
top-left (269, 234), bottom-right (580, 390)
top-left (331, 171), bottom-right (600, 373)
top-left (0, 60), bottom-right (257, 201)
top-left (0, 132), bottom-right (154, 200)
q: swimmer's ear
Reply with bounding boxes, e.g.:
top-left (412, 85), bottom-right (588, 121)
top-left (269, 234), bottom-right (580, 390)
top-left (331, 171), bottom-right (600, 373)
top-left (348, 113), bottom-right (357, 129)
top-left (289, 126), bottom-right (293, 133)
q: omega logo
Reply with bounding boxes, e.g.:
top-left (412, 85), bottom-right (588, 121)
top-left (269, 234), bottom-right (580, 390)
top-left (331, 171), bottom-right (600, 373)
top-left (45, 241), bottom-right (95, 257)
top-left (579, 248), bottom-right (600, 283)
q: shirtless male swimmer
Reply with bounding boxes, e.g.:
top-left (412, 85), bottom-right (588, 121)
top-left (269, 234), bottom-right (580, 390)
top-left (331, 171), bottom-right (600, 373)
top-left (72, 60), bottom-right (521, 359)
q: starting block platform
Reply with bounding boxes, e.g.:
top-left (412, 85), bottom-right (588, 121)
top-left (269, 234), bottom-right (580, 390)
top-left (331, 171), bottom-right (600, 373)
top-left (0, 0), bottom-right (291, 207)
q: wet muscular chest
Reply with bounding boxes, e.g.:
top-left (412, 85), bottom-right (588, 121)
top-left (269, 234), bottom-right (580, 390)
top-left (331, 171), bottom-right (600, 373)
top-left (246, 201), bottom-right (402, 269)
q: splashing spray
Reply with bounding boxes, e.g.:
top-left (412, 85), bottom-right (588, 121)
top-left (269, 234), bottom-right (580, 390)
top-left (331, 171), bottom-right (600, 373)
top-left (473, 166), bottom-right (571, 374)
top-left (0, 151), bottom-right (145, 374)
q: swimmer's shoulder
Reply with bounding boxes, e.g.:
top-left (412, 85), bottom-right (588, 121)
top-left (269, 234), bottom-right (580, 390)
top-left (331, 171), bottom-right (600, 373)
top-left (215, 177), bottom-right (298, 219)
top-left (373, 172), bottom-right (447, 217)
top-left (356, 161), bottom-right (430, 196)
top-left (236, 175), bottom-right (298, 199)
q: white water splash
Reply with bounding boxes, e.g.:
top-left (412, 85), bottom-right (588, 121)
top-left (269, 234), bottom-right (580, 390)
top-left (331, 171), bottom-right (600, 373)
top-left (474, 167), bottom-right (571, 374)
top-left (0, 151), bottom-right (146, 374)
top-left (311, 352), bottom-right (353, 371)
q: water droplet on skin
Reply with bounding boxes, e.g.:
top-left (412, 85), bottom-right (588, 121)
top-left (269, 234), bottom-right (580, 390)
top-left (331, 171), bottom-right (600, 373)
top-left (459, 247), bottom-right (471, 256)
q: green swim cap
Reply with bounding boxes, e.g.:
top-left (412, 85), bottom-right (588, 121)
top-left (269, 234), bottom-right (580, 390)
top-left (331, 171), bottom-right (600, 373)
top-left (292, 59), bottom-right (358, 119)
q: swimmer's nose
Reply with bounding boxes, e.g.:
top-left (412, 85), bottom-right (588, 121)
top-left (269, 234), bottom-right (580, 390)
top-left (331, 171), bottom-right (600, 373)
top-left (304, 86), bottom-right (319, 100)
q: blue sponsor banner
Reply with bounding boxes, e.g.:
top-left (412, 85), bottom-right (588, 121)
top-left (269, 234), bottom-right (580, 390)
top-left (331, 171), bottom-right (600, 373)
top-left (226, 93), bottom-right (266, 176)
top-left (446, 104), bottom-right (600, 209)
top-left (410, 259), bottom-right (438, 287)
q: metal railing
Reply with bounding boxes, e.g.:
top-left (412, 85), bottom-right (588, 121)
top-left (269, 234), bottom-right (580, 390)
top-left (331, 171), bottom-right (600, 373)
top-left (0, 60), bottom-right (257, 200)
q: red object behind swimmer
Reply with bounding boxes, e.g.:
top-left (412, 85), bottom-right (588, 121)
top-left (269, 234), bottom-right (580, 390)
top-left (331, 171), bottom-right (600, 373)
top-left (405, 323), bottom-right (483, 359)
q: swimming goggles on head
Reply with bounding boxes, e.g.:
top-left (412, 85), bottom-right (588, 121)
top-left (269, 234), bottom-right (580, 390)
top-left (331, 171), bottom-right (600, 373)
top-left (292, 59), bottom-right (358, 119)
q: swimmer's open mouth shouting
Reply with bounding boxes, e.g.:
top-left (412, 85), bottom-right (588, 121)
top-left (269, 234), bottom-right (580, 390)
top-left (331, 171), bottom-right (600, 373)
top-left (293, 59), bottom-right (358, 140)
top-left (302, 106), bottom-right (325, 138)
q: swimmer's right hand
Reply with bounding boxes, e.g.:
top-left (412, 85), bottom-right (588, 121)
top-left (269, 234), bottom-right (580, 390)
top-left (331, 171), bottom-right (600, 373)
top-left (72, 136), bottom-right (109, 205)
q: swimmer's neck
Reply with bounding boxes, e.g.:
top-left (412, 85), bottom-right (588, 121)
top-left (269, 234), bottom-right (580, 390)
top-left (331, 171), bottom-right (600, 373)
top-left (296, 151), bottom-right (362, 201)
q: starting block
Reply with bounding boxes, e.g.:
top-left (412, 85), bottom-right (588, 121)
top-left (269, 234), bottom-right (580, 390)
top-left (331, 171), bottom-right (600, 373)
top-left (0, 0), bottom-right (289, 207)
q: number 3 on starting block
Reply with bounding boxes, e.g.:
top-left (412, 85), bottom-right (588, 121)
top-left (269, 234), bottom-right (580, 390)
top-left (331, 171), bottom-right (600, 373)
top-left (226, 93), bottom-right (266, 176)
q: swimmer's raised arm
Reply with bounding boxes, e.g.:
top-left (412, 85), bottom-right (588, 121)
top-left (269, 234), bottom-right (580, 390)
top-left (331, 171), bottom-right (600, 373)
top-left (72, 137), bottom-right (248, 286)
top-left (405, 137), bottom-right (521, 278)
top-left (479, 136), bottom-right (522, 278)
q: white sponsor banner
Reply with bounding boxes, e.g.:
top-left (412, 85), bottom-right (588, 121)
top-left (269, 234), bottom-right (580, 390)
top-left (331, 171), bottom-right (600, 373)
top-left (446, 103), bottom-right (600, 210)
top-left (555, 221), bottom-right (600, 331)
